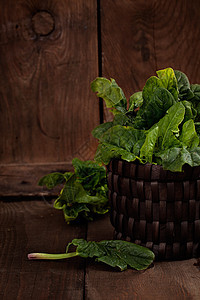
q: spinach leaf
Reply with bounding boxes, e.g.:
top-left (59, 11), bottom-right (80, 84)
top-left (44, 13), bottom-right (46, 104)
top-left (190, 84), bottom-right (200, 121)
top-left (128, 91), bottom-right (143, 112)
top-left (135, 87), bottom-right (177, 129)
top-left (155, 147), bottom-right (193, 172)
top-left (142, 76), bottom-right (164, 110)
top-left (38, 172), bottom-right (73, 189)
top-left (99, 125), bottom-right (145, 152)
top-left (179, 119), bottom-right (199, 149)
top-left (134, 68), bottom-right (178, 129)
top-left (95, 125), bottom-right (146, 164)
top-left (28, 239), bottom-right (155, 271)
top-left (156, 146), bottom-right (200, 172)
top-left (95, 142), bottom-right (140, 165)
top-left (38, 159), bottom-right (109, 222)
top-left (62, 203), bottom-right (90, 222)
top-left (57, 180), bottom-right (107, 207)
top-left (56, 182), bottom-right (108, 222)
top-left (72, 158), bottom-right (107, 194)
top-left (92, 122), bottom-right (113, 139)
top-left (92, 113), bottom-right (134, 140)
top-left (113, 112), bottom-right (134, 126)
top-left (174, 70), bottom-right (194, 100)
top-left (190, 147), bottom-right (200, 166)
top-left (191, 84), bottom-right (200, 101)
top-left (182, 100), bottom-right (197, 122)
top-left (142, 68), bottom-right (178, 104)
top-left (91, 77), bottom-right (127, 114)
top-left (157, 102), bottom-right (185, 150)
top-left (140, 126), bottom-right (159, 163)
top-left (156, 67), bottom-right (179, 101)
top-left (141, 106), bottom-right (198, 170)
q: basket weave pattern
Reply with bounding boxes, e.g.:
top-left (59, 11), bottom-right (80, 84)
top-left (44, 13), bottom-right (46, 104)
top-left (107, 159), bottom-right (200, 260)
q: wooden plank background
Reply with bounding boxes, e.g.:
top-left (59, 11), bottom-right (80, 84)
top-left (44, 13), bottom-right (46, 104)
top-left (0, 199), bottom-right (87, 299)
top-left (0, 0), bottom-right (99, 196)
top-left (1, 0), bottom-right (200, 196)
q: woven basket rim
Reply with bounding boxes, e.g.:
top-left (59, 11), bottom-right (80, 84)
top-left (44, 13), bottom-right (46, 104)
top-left (107, 158), bottom-right (200, 181)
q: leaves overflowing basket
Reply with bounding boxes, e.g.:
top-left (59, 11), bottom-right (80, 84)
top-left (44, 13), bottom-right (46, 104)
top-left (91, 68), bottom-right (200, 260)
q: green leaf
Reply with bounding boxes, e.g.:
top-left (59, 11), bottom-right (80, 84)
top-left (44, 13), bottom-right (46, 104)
top-left (157, 102), bottom-right (185, 150)
top-left (72, 158), bottom-right (107, 194)
top-left (62, 201), bottom-right (109, 222)
top-left (38, 172), bottom-right (73, 189)
top-left (95, 142), bottom-right (140, 165)
top-left (179, 119), bottom-right (199, 149)
top-left (174, 70), bottom-right (194, 100)
top-left (92, 113), bottom-right (134, 140)
top-left (91, 77), bottom-right (127, 114)
top-left (182, 100), bottom-right (197, 122)
top-left (156, 146), bottom-right (200, 172)
top-left (140, 126), bottom-right (159, 163)
top-left (54, 179), bottom-right (109, 221)
top-left (190, 84), bottom-right (200, 101)
top-left (99, 125), bottom-right (145, 152)
top-left (135, 87), bottom-right (177, 129)
top-left (156, 67), bottom-right (178, 100)
top-left (28, 239), bottom-right (155, 272)
top-left (190, 147), bottom-right (200, 166)
top-left (62, 203), bottom-right (90, 222)
top-left (67, 239), bottom-right (155, 271)
top-left (51, 160), bottom-right (109, 222)
top-left (190, 84), bottom-right (200, 121)
top-left (39, 159), bottom-right (109, 222)
top-left (142, 76), bottom-right (164, 104)
top-left (134, 68), bottom-right (179, 130)
top-left (128, 91), bottom-right (143, 112)
top-left (95, 125), bottom-right (146, 164)
top-left (113, 112), bottom-right (134, 126)
top-left (92, 122), bottom-right (113, 139)
top-left (54, 175), bottom-right (79, 206)
top-left (56, 178), bottom-right (107, 206)
top-left (155, 147), bottom-right (193, 172)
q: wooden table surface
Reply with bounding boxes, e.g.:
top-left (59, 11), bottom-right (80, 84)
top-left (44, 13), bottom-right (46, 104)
top-left (1, 198), bottom-right (200, 300)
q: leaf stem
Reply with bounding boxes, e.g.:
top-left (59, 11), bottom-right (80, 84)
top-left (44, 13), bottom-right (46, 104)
top-left (28, 252), bottom-right (78, 260)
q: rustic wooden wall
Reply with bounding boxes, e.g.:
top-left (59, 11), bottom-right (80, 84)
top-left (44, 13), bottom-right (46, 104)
top-left (1, 0), bottom-right (200, 196)
top-left (0, 0), bottom-right (99, 196)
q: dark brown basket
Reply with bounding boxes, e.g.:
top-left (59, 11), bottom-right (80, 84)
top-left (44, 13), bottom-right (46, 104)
top-left (107, 159), bottom-right (200, 260)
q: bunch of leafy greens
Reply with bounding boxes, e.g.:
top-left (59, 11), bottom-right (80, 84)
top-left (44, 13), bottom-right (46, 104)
top-left (91, 67), bottom-right (200, 172)
top-left (28, 238), bottom-right (155, 271)
top-left (38, 158), bottom-right (109, 222)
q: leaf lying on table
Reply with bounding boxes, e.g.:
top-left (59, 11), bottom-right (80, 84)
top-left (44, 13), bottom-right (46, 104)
top-left (38, 159), bottom-right (109, 222)
top-left (28, 239), bottom-right (155, 271)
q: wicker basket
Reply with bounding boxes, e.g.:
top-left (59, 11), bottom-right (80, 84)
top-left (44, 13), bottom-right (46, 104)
top-left (107, 159), bottom-right (200, 260)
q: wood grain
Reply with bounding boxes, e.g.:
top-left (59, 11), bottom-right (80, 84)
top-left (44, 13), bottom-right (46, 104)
top-left (0, 0), bottom-right (99, 195)
top-left (0, 199), bottom-right (87, 299)
top-left (85, 215), bottom-right (200, 300)
top-left (0, 162), bottom-right (74, 197)
top-left (101, 0), bottom-right (200, 121)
